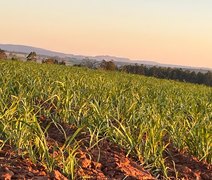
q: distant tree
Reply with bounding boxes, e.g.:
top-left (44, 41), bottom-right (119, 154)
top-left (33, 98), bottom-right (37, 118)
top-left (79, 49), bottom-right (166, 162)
top-left (0, 49), bottom-right (7, 59)
top-left (54, 59), bottom-right (59, 64)
top-left (11, 55), bottom-right (19, 61)
top-left (189, 71), bottom-right (197, 83)
top-left (9, 52), bottom-right (18, 61)
top-left (196, 72), bottom-right (205, 84)
top-left (42, 58), bottom-right (56, 64)
top-left (26, 52), bottom-right (37, 62)
top-left (59, 60), bottom-right (66, 65)
top-left (81, 58), bottom-right (97, 69)
top-left (100, 60), bottom-right (117, 71)
top-left (204, 71), bottom-right (212, 86)
top-left (42, 58), bottom-right (66, 65)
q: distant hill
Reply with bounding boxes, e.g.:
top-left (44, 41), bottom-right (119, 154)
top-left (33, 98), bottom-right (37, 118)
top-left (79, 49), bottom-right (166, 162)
top-left (0, 43), bottom-right (211, 72)
top-left (0, 44), bottom-right (71, 58)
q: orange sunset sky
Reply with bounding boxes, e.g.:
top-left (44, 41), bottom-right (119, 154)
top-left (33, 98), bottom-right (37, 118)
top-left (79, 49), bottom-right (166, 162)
top-left (0, 0), bottom-right (212, 68)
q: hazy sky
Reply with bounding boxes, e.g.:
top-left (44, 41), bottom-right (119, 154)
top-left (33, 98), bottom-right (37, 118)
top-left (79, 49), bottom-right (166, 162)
top-left (1, 0), bottom-right (212, 68)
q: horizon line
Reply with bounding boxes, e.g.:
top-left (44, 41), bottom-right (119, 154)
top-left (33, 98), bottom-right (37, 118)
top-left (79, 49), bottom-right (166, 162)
top-left (1, 43), bottom-right (212, 70)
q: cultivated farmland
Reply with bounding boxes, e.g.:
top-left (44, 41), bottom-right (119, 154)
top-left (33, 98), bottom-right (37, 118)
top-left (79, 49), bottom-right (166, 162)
top-left (0, 60), bottom-right (211, 179)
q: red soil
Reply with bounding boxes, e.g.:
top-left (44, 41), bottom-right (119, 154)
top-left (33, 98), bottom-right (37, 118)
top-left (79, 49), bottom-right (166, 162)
top-left (165, 146), bottom-right (212, 180)
top-left (0, 121), bottom-right (211, 179)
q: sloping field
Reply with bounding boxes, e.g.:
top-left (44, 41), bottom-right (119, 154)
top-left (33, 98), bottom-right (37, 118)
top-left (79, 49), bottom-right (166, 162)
top-left (0, 60), bottom-right (211, 179)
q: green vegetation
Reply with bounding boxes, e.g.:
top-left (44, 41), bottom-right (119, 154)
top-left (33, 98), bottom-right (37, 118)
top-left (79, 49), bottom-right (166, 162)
top-left (121, 64), bottom-right (212, 86)
top-left (0, 60), bottom-right (211, 178)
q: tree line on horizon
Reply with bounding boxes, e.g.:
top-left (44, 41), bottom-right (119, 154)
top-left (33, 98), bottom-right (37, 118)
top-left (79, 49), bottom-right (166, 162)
top-left (77, 59), bottom-right (212, 87)
top-left (120, 64), bottom-right (212, 86)
top-left (0, 48), bottom-right (211, 86)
